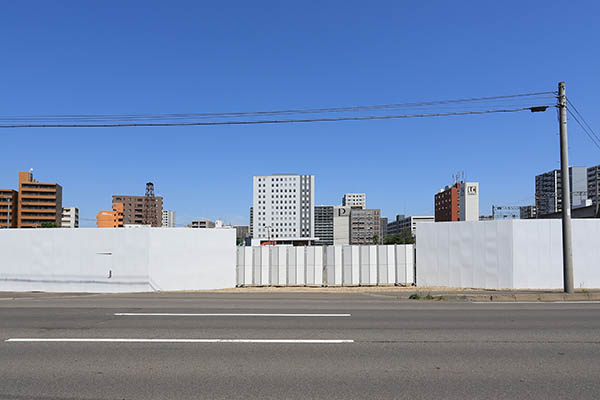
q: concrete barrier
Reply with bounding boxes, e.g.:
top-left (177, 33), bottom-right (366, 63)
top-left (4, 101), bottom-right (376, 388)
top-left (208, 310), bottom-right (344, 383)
top-left (417, 220), bottom-right (600, 289)
top-left (0, 228), bottom-right (236, 292)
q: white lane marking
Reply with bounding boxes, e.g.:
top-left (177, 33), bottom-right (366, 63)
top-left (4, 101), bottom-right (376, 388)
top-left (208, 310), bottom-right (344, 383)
top-left (6, 338), bottom-right (354, 344)
top-left (113, 313), bottom-right (351, 317)
top-left (472, 301), bottom-right (600, 304)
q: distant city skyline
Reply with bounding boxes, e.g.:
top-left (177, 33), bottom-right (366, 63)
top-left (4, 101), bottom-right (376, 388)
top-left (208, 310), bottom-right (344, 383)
top-left (1, 2), bottom-right (598, 227)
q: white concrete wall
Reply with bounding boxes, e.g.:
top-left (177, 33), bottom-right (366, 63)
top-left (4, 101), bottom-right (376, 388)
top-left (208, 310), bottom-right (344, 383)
top-left (236, 245), bottom-right (415, 286)
top-left (417, 220), bottom-right (600, 289)
top-left (0, 228), bottom-right (236, 292)
top-left (147, 228), bottom-right (235, 291)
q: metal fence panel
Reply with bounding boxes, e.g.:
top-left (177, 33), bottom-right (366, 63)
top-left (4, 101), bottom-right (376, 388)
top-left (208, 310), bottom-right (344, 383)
top-left (342, 246), bottom-right (353, 286)
top-left (314, 247), bottom-right (323, 286)
top-left (252, 247), bottom-right (262, 285)
top-left (351, 246), bottom-right (360, 285)
top-left (377, 245), bottom-right (388, 284)
top-left (296, 247), bottom-right (306, 285)
top-left (269, 246), bottom-right (279, 285)
top-left (334, 246), bottom-right (343, 285)
top-left (277, 246), bottom-right (287, 285)
top-left (260, 246), bottom-right (270, 286)
top-left (287, 247), bottom-right (296, 285)
top-left (386, 245), bottom-right (396, 285)
top-left (305, 247), bottom-right (315, 285)
top-left (243, 247), bottom-right (253, 285)
top-left (236, 247), bottom-right (244, 286)
top-left (325, 246), bottom-right (335, 285)
top-left (359, 246), bottom-right (370, 285)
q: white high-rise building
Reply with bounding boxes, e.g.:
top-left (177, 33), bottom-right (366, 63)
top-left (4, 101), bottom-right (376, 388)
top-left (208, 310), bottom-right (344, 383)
top-left (161, 210), bottom-right (176, 227)
top-left (252, 174), bottom-right (315, 242)
top-left (61, 207), bottom-right (79, 228)
top-left (459, 182), bottom-right (479, 221)
top-left (342, 193), bottom-right (366, 209)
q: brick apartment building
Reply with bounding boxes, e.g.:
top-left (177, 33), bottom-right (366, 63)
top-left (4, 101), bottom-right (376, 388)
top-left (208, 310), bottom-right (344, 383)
top-left (435, 182), bottom-right (461, 222)
top-left (96, 203), bottom-right (124, 228)
top-left (1, 171), bottom-right (63, 228)
top-left (0, 189), bottom-right (18, 228)
top-left (112, 183), bottom-right (163, 227)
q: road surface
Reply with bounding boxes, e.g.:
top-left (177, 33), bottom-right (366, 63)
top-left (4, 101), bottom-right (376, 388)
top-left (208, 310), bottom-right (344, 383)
top-left (1, 292), bottom-right (599, 399)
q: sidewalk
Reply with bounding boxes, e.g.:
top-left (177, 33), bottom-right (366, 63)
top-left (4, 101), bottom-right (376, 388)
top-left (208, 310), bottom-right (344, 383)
top-left (226, 286), bottom-right (600, 302)
top-left (1, 286), bottom-right (599, 302)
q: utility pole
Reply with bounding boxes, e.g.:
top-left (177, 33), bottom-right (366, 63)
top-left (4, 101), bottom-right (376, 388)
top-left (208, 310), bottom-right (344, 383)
top-left (558, 81), bottom-right (574, 293)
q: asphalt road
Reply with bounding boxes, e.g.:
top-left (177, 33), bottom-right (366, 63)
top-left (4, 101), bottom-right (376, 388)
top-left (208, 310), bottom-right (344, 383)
top-left (1, 292), bottom-right (599, 399)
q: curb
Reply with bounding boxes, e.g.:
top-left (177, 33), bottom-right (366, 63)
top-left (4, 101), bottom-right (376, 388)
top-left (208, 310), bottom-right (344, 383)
top-left (424, 292), bottom-right (600, 302)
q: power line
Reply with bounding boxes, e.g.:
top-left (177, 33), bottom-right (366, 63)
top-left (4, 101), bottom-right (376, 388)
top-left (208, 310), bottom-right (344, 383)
top-left (566, 98), bottom-right (600, 146)
top-left (0, 106), bottom-right (553, 128)
top-left (0, 91), bottom-right (555, 124)
top-left (566, 108), bottom-right (600, 151)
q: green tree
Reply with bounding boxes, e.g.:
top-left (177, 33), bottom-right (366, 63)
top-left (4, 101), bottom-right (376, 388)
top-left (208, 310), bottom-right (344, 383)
top-left (372, 234), bottom-right (380, 244)
top-left (383, 228), bottom-right (414, 245)
top-left (40, 222), bottom-right (59, 228)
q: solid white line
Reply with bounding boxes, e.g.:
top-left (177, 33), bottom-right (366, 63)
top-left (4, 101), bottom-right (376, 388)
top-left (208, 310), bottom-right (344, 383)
top-left (113, 313), bottom-right (351, 317)
top-left (6, 338), bottom-right (354, 344)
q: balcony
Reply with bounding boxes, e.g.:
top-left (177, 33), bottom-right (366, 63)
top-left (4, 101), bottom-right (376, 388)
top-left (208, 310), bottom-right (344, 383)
top-left (20, 194), bottom-right (57, 200)
top-left (21, 210), bottom-right (57, 216)
top-left (20, 185), bottom-right (57, 192)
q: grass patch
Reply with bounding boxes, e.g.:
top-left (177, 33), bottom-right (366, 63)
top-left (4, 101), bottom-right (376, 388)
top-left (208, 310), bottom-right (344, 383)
top-left (408, 292), bottom-right (445, 301)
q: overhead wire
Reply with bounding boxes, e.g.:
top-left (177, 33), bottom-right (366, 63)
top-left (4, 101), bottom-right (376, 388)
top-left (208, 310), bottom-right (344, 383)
top-left (0, 91), bottom-right (556, 125)
top-left (566, 98), bottom-right (600, 146)
top-left (566, 108), bottom-right (600, 151)
top-left (0, 106), bottom-right (554, 128)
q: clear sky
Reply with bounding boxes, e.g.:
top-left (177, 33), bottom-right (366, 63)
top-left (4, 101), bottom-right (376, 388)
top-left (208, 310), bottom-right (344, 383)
top-left (1, 1), bottom-right (599, 227)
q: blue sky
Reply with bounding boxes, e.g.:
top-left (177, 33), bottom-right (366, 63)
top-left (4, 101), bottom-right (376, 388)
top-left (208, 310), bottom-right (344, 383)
top-left (1, 1), bottom-right (599, 227)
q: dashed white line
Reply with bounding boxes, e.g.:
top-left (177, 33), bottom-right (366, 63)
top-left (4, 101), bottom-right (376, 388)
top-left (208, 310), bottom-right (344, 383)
top-left (113, 313), bottom-right (352, 317)
top-left (6, 338), bottom-right (354, 344)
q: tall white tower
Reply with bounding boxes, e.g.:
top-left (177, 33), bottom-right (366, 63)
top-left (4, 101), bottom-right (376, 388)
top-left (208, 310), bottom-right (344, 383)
top-left (459, 182), bottom-right (479, 221)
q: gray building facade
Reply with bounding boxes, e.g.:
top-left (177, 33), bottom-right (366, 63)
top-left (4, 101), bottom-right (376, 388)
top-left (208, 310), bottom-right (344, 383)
top-left (314, 205), bottom-right (334, 245)
top-left (350, 208), bottom-right (380, 245)
top-left (535, 167), bottom-right (588, 217)
top-left (520, 205), bottom-right (537, 219)
top-left (589, 165), bottom-right (600, 206)
top-left (380, 217), bottom-right (388, 243)
top-left (188, 220), bottom-right (215, 228)
top-left (387, 214), bottom-right (434, 237)
top-left (492, 206), bottom-right (520, 220)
